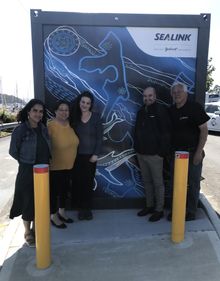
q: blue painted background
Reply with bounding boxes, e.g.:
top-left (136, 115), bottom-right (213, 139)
top-left (43, 25), bottom-right (196, 199)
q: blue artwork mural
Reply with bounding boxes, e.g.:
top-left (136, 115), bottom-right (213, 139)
top-left (44, 25), bottom-right (196, 199)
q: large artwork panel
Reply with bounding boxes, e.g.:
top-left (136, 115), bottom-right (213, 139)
top-left (43, 25), bottom-right (198, 200)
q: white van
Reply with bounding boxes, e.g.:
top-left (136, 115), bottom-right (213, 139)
top-left (205, 101), bottom-right (220, 132)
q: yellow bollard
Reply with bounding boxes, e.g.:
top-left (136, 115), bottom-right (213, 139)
top-left (33, 164), bottom-right (51, 269)
top-left (171, 151), bottom-right (189, 243)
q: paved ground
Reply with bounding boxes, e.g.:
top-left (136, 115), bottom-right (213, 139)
top-left (1, 205), bottom-right (220, 281)
top-left (1, 135), bottom-right (220, 281)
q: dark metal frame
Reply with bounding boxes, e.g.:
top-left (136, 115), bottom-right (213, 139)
top-left (30, 10), bottom-right (210, 209)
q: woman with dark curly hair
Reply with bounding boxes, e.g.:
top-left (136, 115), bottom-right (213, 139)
top-left (9, 99), bottom-right (51, 247)
top-left (71, 92), bottom-right (103, 220)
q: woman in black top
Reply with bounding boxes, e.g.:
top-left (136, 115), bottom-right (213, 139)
top-left (9, 99), bottom-right (51, 247)
top-left (71, 91), bottom-right (103, 220)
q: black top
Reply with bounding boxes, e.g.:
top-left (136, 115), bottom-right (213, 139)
top-left (75, 112), bottom-right (103, 155)
top-left (169, 100), bottom-right (210, 151)
top-left (134, 102), bottom-right (171, 156)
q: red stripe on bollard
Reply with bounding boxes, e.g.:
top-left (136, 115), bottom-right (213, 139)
top-left (175, 151), bottom-right (189, 159)
top-left (33, 164), bottom-right (49, 174)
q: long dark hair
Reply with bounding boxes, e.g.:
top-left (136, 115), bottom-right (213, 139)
top-left (70, 91), bottom-right (94, 128)
top-left (17, 99), bottom-right (47, 125)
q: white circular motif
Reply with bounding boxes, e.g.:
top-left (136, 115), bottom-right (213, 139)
top-left (48, 29), bottom-right (80, 56)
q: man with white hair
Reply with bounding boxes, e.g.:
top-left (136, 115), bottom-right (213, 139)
top-left (168, 82), bottom-right (210, 221)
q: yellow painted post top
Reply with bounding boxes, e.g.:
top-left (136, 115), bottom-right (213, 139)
top-left (175, 151), bottom-right (189, 160)
top-left (33, 164), bottom-right (49, 174)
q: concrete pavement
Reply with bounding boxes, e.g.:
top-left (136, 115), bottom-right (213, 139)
top-left (1, 196), bottom-right (220, 281)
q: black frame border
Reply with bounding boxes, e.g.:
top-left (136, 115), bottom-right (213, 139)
top-left (30, 10), bottom-right (210, 208)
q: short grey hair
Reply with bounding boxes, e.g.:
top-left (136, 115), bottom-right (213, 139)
top-left (171, 82), bottom-right (188, 93)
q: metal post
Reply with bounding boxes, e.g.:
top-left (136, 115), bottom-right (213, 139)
top-left (33, 164), bottom-right (51, 269)
top-left (171, 151), bottom-right (189, 243)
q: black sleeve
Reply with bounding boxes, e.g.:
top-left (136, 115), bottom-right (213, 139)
top-left (133, 110), bottom-right (141, 151)
top-left (157, 105), bottom-right (172, 157)
top-left (9, 125), bottom-right (22, 161)
top-left (192, 102), bottom-right (210, 126)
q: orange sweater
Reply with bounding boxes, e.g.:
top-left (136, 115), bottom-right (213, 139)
top-left (48, 119), bottom-right (79, 170)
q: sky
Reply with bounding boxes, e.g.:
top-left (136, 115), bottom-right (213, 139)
top-left (0, 0), bottom-right (219, 100)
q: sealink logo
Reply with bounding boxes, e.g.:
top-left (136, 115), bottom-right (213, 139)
top-left (154, 33), bottom-right (192, 41)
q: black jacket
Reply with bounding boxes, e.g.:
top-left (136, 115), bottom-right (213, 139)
top-left (134, 102), bottom-right (171, 157)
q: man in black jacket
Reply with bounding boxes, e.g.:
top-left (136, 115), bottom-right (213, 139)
top-left (134, 87), bottom-right (171, 222)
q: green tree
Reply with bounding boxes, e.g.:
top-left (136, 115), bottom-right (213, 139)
top-left (206, 57), bottom-right (215, 92)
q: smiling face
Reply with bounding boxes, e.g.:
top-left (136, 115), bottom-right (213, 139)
top-left (79, 96), bottom-right (92, 113)
top-left (143, 87), bottom-right (156, 106)
top-left (171, 84), bottom-right (188, 108)
top-left (28, 104), bottom-right (44, 127)
top-left (55, 103), bottom-right (70, 122)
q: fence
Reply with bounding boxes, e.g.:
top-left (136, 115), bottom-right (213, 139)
top-left (0, 122), bottom-right (18, 132)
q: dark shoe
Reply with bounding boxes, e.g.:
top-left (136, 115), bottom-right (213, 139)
top-left (84, 210), bottom-right (93, 220)
top-left (149, 211), bottom-right (164, 222)
top-left (58, 213), bottom-right (74, 223)
top-left (137, 207), bottom-right (154, 217)
top-left (167, 212), bottom-right (172, 221)
top-left (185, 212), bottom-right (196, 221)
top-left (51, 219), bottom-right (67, 229)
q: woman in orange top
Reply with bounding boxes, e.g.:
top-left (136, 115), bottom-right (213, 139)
top-left (48, 101), bottom-right (79, 228)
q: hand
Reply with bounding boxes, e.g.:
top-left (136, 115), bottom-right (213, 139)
top-left (193, 151), bottom-right (203, 165)
top-left (89, 155), bottom-right (98, 163)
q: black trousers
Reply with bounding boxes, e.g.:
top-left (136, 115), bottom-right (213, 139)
top-left (50, 170), bottom-right (71, 214)
top-left (72, 154), bottom-right (96, 210)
